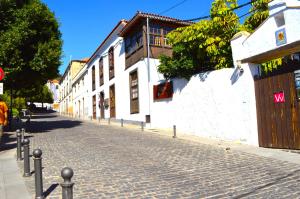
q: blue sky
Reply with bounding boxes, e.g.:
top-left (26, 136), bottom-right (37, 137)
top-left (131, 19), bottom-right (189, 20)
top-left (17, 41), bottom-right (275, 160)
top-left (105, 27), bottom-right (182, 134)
top-left (41, 0), bottom-right (250, 75)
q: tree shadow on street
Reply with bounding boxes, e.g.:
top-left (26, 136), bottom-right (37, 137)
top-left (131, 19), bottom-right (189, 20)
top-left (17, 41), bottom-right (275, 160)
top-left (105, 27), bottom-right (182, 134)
top-left (0, 133), bottom-right (33, 152)
top-left (0, 133), bottom-right (17, 152)
top-left (30, 115), bottom-right (58, 119)
top-left (28, 120), bottom-right (82, 133)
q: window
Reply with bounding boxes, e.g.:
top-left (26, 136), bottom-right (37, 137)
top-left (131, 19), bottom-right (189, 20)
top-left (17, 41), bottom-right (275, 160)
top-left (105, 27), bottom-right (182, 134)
top-left (149, 24), bottom-right (173, 47)
top-left (92, 66), bottom-right (95, 91)
top-left (125, 31), bottom-right (143, 56)
top-left (99, 57), bottom-right (104, 86)
top-left (130, 70), bottom-right (139, 113)
top-left (153, 81), bottom-right (173, 100)
top-left (295, 70), bottom-right (300, 100)
top-left (149, 24), bottom-right (161, 46)
top-left (108, 48), bottom-right (114, 79)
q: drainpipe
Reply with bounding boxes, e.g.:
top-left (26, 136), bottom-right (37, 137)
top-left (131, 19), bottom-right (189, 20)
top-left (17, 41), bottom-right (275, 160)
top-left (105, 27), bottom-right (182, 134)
top-left (146, 17), bottom-right (151, 124)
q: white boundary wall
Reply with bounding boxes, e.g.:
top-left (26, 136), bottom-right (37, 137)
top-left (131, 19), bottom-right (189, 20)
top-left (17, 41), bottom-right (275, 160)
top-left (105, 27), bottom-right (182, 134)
top-left (150, 66), bottom-right (259, 146)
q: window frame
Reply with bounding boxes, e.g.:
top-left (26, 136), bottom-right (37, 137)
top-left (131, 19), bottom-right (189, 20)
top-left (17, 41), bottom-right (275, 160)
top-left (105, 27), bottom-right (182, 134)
top-left (129, 70), bottom-right (139, 114)
top-left (125, 30), bottom-right (143, 57)
top-left (108, 47), bottom-right (114, 80)
top-left (92, 65), bottom-right (96, 91)
top-left (99, 57), bottom-right (104, 86)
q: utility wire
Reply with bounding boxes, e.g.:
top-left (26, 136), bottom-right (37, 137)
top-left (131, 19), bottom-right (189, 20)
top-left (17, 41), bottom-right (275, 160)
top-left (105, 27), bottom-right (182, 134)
top-left (182, 0), bottom-right (266, 22)
top-left (159, 0), bottom-right (188, 15)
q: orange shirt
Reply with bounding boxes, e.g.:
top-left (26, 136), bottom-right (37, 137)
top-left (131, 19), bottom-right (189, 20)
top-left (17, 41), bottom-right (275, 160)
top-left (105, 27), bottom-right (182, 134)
top-left (0, 101), bottom-right (8, 125)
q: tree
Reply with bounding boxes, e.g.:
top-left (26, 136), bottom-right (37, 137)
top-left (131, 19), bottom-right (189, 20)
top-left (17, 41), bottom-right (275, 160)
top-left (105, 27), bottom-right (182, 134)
top-left (28, 85), bottom-right (53, 107)
top-left (158, 0), bottom-right (239, 79)
top-left (0, 0), bottom-right (62, 90)
top-left (243, 0), bottom-right (269, 32)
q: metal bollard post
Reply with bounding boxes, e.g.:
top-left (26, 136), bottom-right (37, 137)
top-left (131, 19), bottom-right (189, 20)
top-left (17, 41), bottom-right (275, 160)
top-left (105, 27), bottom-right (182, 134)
top-left (173, 125), bottom-right (177, 138)
top-left (23, 139), bottom-right (31, 177)
top-left (108, 118), bottom-right (110, 125)
top-left (121, 119), bottom-right (123, 127)
top-left (141, 122), bottom-right (144, 131)
top-left (33, 149), bottom-right (44, 199)
top-left (21, 128), bottom-right (25, 142)
top-left (61, 167), bottom-right (74, 199)
top-left (98, 117), bottom-right (100, 124)
top-left (16, 129), bottom-right (22, 160)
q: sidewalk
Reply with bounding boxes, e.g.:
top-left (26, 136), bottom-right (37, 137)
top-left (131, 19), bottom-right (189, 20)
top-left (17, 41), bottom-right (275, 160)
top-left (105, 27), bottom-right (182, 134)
top-left (0, 125), bottom-right (32, 199)
top-left (0, 149), bottom-right (31, 199)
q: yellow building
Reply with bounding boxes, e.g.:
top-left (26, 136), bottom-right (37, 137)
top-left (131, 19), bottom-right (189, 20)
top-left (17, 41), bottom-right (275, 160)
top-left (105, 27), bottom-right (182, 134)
top-left (59, 59), bottom-right (87, 116)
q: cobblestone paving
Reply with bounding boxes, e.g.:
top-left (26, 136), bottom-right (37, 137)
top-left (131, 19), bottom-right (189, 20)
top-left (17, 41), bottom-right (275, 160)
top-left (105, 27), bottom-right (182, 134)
top-left (19, 113), bottom-right (300, 199)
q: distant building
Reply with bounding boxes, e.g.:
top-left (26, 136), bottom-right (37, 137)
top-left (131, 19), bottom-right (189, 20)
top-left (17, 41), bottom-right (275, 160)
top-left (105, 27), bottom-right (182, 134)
top-left (59, 59), bottom-right (87, 116)
top-left (46, 79), bottom-right (60, 111)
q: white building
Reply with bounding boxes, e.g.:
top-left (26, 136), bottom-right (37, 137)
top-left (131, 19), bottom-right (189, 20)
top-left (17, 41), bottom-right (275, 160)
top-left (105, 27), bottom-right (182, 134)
top-left (46, 79), bottom-right (60, 111)
top-left (230, 0), bottom-right (300, 148)
top-left (62, 1), bottom-right (300, 149)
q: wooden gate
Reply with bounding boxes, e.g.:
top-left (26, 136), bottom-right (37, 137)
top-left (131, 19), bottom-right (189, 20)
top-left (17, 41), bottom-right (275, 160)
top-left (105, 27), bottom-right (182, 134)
top-left (255, 60), bottom-right (300, 149)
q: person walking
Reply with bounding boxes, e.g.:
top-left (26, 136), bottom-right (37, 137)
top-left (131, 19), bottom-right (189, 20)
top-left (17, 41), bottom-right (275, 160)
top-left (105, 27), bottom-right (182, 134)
top-left (0, 96), bottom-right (8, 142)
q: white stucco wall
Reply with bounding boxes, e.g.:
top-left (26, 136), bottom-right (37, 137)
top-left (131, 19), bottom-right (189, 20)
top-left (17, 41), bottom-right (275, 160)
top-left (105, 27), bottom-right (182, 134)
top-left (241, 0), bottom-right (300, 60)
top-left (150, 67), bottom-right (259, 146)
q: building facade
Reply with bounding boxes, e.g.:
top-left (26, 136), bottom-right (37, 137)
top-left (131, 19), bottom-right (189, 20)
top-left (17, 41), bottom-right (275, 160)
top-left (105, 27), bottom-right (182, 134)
top-left (59, 59), bottom-right (87, 116)
top-left (59, 3), bottom-right (300, 148)
top-left (46, 79), bottom-right (60, 111)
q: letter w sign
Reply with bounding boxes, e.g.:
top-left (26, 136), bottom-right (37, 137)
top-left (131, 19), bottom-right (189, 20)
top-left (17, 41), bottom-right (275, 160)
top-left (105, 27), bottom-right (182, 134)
top-left (274, 91), bottom-right (285, 103)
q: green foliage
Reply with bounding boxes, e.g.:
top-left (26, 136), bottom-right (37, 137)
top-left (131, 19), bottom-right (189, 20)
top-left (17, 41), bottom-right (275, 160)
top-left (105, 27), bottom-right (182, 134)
top-left (260, 58), bottom-right (282, 74)
top-left (158, 0), bottom-right (239, 79)
top-left (242, 0), bottom-right (269, 32)
top-left (12, 108), bottom-right (19, 117)
top-left (1, 91), bottom-right (26, 111)
top-left (28, 85), bottom-right (53, 104)
top-left (158, 0), bottom-right (282, 79)
top-left (0, 0), bottom-right (62, 90)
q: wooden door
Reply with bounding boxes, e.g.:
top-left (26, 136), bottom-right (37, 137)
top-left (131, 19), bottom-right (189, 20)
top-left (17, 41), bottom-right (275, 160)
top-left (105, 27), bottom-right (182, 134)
top-left (92, 95), bottom-right (96, 119)
top-left (109, 85), bottom-right (116, 118)
top-left (78, 100), bottom-right (81, 118)
top-left (100, 92), bottom-right (104, 119)
top-left (255, 61), bottom-right (300, 149)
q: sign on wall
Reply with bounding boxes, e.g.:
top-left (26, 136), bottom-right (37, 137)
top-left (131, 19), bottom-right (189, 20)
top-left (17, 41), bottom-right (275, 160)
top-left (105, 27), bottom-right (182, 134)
top-left (275, 28), bottom-right (287, 46)
top-left (274, 91), bottom-right (285, 103)
top-left (0, 83), bottom-right (3, 95)
top-left (0, 68), bottom-right (4, 81)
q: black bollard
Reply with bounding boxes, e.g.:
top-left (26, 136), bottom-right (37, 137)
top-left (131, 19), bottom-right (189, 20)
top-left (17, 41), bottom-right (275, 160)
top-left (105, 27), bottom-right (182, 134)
top-left (61, 167), bottom-right (74, 199)
top-left (16, 129), bottom-right (22, 160)
top-left (21, 128), bottom-right (25, 142)
top-left (121, 119), bottom-right (123, 127)
top-left (173, 125), bottom-right (177, 138)
top-left (33, 149), bottom-right (44, 199)
top-left (141, 122), bottom-right (144, 131)
top-left (23, 139), bottom-right (31, 177)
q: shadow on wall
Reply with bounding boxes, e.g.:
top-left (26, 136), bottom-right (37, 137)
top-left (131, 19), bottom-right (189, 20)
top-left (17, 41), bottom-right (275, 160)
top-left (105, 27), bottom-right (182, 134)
top-left (230, 67), bottom-right (242, 85)
top-left (29, 120), bottom-right (82, 133)
top-left (173, 71), bottom-right (211, 94)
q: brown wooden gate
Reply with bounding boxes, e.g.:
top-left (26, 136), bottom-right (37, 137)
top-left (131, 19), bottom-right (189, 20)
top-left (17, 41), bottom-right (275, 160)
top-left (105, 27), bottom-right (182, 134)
top-left (255, 61), bottom-right (300, 149)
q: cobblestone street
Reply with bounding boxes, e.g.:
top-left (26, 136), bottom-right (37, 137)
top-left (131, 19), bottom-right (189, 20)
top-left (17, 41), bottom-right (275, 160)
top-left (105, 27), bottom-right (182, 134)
top-left (20, 113), bottom-right (300, 199)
